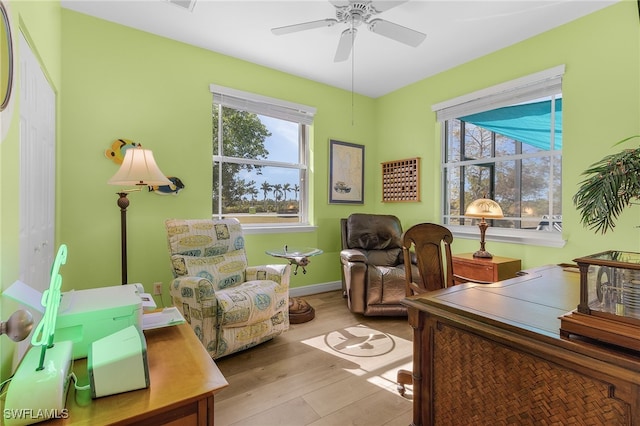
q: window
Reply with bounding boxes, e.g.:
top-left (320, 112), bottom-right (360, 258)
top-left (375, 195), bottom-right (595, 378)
top-left (210, 85), bottom-right (316, 228)
top-left (434, 66), bottom-right (565, 246)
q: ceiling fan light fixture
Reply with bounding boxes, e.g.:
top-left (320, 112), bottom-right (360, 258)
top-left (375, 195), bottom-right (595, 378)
top-left (336, 2), bottom-right (372, 26)
top-left (271, 0), bottom-right (425, 62)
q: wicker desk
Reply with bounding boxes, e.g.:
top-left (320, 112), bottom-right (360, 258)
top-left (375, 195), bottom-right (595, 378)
top-left (402, 265), bottom-right (640, 426)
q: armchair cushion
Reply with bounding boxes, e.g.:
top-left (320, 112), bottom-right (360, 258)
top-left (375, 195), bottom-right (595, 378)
top-left (365, 248), bottom-right (402, 266)
top-left (346, 213), bottom-right (403, 250)
top-left (217, 280), bottom-right (288, 327)
top-left (171, 251), bottom-right (247, 290)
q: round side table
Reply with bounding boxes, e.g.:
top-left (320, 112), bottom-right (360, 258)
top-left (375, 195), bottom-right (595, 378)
top-left (266, 246), bottom-right (323, 323)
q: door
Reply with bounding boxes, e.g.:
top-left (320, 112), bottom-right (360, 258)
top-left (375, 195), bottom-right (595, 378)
top-left (17, 32), bottom-right (56, 364)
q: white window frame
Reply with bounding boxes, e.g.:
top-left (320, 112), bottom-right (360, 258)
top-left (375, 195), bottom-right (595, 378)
top-left (210, 84), bottom-right (317, 234)
top-left (433, 65), bottom-right (566, 248)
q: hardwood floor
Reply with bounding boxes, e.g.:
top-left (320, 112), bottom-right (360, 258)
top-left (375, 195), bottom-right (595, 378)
top-left (214, 291), bottom-right (414, 426)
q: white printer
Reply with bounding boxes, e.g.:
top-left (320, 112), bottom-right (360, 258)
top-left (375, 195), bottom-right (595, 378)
top-left (54, 284), bottom-right (143, 359)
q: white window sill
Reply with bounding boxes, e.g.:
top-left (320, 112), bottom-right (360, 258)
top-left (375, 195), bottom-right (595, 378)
top-left (242, 224), bottom-right (318, 235)
top-left (449, 225), bottom-right (566, 248)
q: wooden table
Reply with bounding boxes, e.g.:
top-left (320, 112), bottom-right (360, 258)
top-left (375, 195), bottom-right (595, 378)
top-left (50, 323), bottom-right (228, 425)
top-left (402, 265), bottom-right (640, 425)
top-left (452, 252), bottom-right (521, 284)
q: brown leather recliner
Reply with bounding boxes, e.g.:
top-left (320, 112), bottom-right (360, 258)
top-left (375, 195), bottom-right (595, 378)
top-left (340, 213), bottom-right (420, 316)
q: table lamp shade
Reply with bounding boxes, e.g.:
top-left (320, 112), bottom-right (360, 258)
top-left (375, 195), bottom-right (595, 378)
top-left (465, 198), bottom-right (504, 219)
top-left (108, 147), bottom-right (171, 187)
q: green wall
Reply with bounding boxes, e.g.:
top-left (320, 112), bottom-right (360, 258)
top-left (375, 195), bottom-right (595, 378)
top-left (59, 9), bottom-right (377, 296)
top-left (374, 1), bottom-right (640, 267)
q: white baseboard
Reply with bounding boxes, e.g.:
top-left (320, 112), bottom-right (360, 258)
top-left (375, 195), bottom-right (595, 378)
top-left (289, 281), bottom-right (342, 297)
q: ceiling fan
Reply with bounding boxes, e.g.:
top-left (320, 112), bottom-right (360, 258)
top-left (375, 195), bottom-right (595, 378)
top-left (271, 0), bottom-right (426, 62)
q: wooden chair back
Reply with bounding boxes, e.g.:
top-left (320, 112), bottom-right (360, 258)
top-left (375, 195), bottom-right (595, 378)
top-left (402, 223), bottom-right (454, 296)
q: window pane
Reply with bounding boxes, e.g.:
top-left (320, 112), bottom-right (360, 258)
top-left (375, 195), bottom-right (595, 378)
top-left (260, 116), bottom-right (300, 163)
top-left (522, 141), bottom-right (545, 154)
top-left (495, 134), bottom-right (516, 156)
top-left (214, 163), bottom-right (302, 224)
top-left (444, 166), bottom-right (462, 222)
top-left (494, 159), bottom-right (517, 224)
top-left (213, 107), bottom-right (270, 159)
top-left (446, 119), bottom-right (461, 163)
top-left (212, 100), bottom-right (307, 226)
top-left (442, 94), bottom-right (562, 236)
top-left (213, 107), bottom-right (300, 162)
top-left (463, 122), bottom-right (492, 160)
top-left (464, 164), bottom-right (493, 200)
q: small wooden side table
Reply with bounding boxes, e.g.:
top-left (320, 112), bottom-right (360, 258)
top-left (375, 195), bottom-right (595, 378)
top-left (452, 252), bottom-right (521, 285)
top-left (48, 323), bottom-right (228, 425)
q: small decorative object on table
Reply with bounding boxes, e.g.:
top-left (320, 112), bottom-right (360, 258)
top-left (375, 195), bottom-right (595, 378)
top-left (266, 246), bottom-right (323, 275)
top-left (560, 250), bottom-right (640, 351)
top-left (266, 246), bottom-right (323, 323)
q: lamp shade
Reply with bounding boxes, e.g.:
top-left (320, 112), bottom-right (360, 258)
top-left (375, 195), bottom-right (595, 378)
top-left (108, 146), bottom-right (171, 186)
top-left (465, 198), bottom-right (504, 219)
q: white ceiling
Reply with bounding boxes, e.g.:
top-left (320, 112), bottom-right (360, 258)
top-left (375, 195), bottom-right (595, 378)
top-left (60, 0), bottom-right (619, 98)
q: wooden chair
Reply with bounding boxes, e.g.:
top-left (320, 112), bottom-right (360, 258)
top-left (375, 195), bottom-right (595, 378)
top-left (397, 223), bottom-right (454, 396)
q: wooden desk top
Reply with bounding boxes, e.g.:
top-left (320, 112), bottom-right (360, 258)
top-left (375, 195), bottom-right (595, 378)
top-left (415, 265), bottom-right (577, 337)
top-left (51, 323), bottom-right (228, 425)
top-left (403, 264), bottom-right (640, 371)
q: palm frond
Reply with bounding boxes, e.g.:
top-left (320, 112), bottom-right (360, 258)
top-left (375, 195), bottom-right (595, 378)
top-left (573, 136), bottom-right (640, 234)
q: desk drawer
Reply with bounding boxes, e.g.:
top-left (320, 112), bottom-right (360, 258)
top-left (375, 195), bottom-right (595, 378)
top-left (452, 255), bottom-right (521, 285)
top-left (453, 260), bottom-right (495, 283)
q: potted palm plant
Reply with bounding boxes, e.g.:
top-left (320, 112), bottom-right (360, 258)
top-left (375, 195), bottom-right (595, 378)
top-left (573, 135), bottom-right (640, 234)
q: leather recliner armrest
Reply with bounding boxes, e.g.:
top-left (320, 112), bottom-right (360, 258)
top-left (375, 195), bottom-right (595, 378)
top-left (340, 248), bottom-right (367, 263)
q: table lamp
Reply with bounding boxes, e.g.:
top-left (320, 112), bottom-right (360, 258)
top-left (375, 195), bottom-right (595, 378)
top-left (465, 197), bottom-right (503, 259)
top-left (108, 145), bottom-right (171, 284)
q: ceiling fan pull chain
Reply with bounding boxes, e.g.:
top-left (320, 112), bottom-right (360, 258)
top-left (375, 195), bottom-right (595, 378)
top-left (351, 16), bottom-right (355, 126)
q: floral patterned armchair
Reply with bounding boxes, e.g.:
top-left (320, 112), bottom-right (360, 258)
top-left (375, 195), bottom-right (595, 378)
top-left (165, 218), bottom-right (291, 359)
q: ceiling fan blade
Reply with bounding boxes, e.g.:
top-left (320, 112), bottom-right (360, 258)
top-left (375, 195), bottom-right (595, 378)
top-left (271, 19), bottom-right (338, 35)
top-left (371, 1), bottom-right (410, 13)
top-left (368, 18), bottom-right (426, 47)
top-left (334, 28), bottom-right (357, 62)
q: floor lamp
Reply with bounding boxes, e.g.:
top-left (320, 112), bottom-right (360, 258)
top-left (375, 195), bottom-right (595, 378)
top-left (465, 197), bottom-right (504, 259)
top-left (108, 146), bottom-right (171, 284)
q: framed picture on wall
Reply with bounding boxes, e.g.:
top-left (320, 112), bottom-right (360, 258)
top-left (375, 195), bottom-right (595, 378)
top-left (329, 139), bottom-right (364, 204)
top-left (1, 0), bottom-right (14, 112)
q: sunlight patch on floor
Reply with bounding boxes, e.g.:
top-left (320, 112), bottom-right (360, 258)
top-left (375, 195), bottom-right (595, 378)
top-left (301, 324), bottom-right (413, 384)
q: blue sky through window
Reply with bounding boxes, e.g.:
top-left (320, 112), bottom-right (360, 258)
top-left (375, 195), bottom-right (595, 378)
top-left (237, 115), bottom-right (301, 199)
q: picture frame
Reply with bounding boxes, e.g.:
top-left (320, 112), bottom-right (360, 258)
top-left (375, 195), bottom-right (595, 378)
top-left (329, 139), bottom-right (364, 204)
top-left (0, 0), bottom-right (14, 112)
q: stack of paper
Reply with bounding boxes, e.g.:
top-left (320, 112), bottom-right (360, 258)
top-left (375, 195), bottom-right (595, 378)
top-left (142, 307), bottom-right (185, 330)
